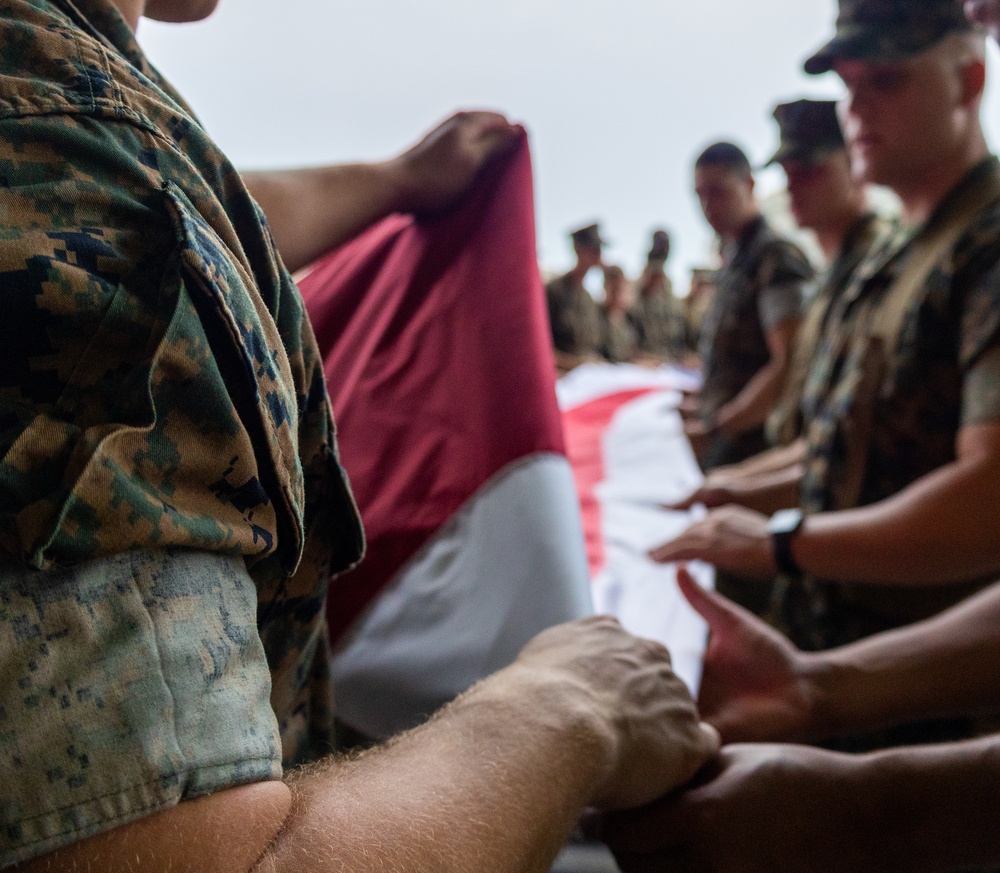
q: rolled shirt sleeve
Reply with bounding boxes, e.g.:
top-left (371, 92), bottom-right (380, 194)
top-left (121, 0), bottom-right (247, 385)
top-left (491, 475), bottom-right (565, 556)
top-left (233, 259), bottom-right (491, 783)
top-left (756, 241), bottom-right (813, 331)
top-left (0, 548), bottom-right (282, 867)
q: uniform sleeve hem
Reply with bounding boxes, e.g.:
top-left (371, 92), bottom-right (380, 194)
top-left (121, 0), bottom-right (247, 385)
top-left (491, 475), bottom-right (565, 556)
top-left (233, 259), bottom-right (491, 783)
top-left (4, 758), bottom-right (282, 869)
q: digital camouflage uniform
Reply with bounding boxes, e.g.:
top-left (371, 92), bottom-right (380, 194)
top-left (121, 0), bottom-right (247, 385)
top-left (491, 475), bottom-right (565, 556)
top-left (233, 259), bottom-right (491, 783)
top-left (597, 306), bottom-right (638, 363)
top-left (545, 271), bottom-right (601, 357)
top-left (632, 273), bottom-right (687, 359)
top-left (0, 0), bottom-right (364, 865)
top-left (766, 212), bottom-right (886, 446)
top-left (697, 215), bottom-right (813, 468)
top-left (778, 158), bottom-right (1000, 653)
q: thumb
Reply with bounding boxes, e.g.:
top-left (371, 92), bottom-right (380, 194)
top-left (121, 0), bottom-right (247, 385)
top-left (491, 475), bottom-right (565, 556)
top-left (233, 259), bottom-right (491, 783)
top-left (676, 565), bottom-right (747, 635)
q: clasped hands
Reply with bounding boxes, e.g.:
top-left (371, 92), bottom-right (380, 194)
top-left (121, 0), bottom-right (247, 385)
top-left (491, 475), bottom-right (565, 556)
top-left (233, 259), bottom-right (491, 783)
top-left (595, 569), bottom-right (859, 873)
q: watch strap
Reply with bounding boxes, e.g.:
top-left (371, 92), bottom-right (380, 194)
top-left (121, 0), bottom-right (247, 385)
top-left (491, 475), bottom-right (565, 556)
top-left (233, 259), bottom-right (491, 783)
top-left (768, 508), bottom-right (805, 577)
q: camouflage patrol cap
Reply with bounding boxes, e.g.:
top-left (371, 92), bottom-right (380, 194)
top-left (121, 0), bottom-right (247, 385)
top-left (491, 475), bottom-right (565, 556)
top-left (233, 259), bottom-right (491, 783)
top-left (766, 99), bottom-right (845, 166)
top-left (570, 223), bottom-right (606, 249)
top-left (804, 0), bottom-right (973, 75)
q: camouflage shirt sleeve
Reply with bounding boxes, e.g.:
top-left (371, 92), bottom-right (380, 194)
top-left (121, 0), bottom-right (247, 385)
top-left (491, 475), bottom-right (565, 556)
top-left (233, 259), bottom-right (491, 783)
top-left (959, 237), bottom-right (1000, 426)
top-left (0, 548), bottom-right (281, 868)
top-left (756, 240), bottom-right (813, 331)
top-left (959, 240), bottom-right (1000, 371)
top-left (0, 1), bottom-right (363, 861)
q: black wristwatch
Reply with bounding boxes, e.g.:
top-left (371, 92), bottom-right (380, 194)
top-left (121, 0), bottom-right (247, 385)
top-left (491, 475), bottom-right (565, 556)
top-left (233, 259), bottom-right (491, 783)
top-left (767, 508), bottom-right (806, 577)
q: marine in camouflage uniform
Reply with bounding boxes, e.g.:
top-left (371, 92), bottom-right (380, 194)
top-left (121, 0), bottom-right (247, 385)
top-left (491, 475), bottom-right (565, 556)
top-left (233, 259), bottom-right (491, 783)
top-left (759, 0), bottom-right (1000, 764)
top-left (632, 230), bottom-right (687, 359)
top-left (763, 99), bottom-right (887, 446)
top-left (598, 308), bottom-right (639, 363)
top-left (696, 214), bottom-right (814, 467)
top-left (545, 223), bottom-right (602, 361)
top-left (632, 283), bottom-right (686, 359)
top-left (546, 272), bottom-right (600, 356)
top-left (767, 0), bottom-right (1000, 658)
top-left (781, 156), bottom-right (1000, 652)
top-left (766, 212), bottom-right (884, 445)
top-left (701, 103), bottom-right (886, 623)
top-left (0, 0), bottom-right (364, 864)
top-left (598, 265), bottom-right (639, 363)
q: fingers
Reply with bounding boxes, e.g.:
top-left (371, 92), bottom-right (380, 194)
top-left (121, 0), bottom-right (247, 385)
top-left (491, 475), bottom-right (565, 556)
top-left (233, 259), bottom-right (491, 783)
top-left (449, 110), bottom-right (522, 157)
top-left (648, 539), bottom-right (695, 563)
top-left (600, 794), bottom-right (693, 854)
top-left (663, 483), bottom-right (731, 512)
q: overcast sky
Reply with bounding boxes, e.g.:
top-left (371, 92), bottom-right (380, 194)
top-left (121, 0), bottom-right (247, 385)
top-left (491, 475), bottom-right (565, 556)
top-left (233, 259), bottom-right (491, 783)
top-left (139, 0), bottom-right (1000, 292)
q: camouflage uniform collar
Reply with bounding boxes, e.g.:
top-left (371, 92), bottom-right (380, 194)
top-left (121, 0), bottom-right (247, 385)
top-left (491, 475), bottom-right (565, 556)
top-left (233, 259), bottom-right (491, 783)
top-left (53, 0), bottom-right (160, 83)
top-left (921, 155), bottom-right (1000, 234)
top-left (737, 214), bottom-right (768, 248)
top-left (843, 156), bottom-right (1000, 306)
top-left (723, 214), bottom-right (767, 264)
top-left (837, 211), bottom-right (881, 259)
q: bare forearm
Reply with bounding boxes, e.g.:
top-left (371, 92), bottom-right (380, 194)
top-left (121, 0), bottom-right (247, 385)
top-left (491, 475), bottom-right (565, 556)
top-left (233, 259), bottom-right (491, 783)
top-left (794, 452), bottom-right (1000, 585)
top-left (856, 737), bottom-right (1000, 872)
top-left (244, 111), bottom-right (523, 275)
top-left (258, 678), bottom-right (608, 873)
top-left (711, 439), bottom-right (806, 483)
top-left (243, 160), bottom-right (409, 274)
top-left (15, 547), bottom-right (712, 871)
top-left (725, 465), bottom-right (803, 514)
top-left (805, 582), bottom-right (1000, 739)
top-left (715, 359), bottom-right (789, 436)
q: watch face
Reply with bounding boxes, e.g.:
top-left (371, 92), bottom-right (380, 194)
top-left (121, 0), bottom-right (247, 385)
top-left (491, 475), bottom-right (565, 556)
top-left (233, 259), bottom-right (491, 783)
top-left (768, 508), bottom-right (804, 535)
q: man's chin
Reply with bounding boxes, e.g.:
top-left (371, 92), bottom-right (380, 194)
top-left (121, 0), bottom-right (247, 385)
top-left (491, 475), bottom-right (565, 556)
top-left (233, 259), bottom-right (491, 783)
top-left (143, 0), bottom-right (220, 23)
top-left (851, 158), bottom-right (891, 190)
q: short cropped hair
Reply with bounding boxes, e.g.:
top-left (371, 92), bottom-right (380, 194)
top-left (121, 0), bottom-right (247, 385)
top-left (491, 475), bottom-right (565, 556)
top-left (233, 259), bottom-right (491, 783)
top-left (694, 141), bottom-right (753, 178)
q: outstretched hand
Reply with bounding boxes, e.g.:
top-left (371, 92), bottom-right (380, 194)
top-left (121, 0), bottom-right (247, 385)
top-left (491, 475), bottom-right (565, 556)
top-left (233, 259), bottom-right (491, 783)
top-left (677, 567), bottom-right (820, 742)
top-left (649, 505), bottom-right (775, 579)
top-left (389, 111), bottom-right (523, 215)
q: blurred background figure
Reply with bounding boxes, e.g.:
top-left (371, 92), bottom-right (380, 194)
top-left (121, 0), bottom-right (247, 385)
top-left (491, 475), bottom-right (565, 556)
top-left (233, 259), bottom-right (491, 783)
top-left (632, 229), bottom-right (687, 362)
top-left (765, 97), bottom-right (884, 448)
top-left (687, 141), bottom-right (814, 470)
top-left (598, 265), bottom-right (639, 362)
top-left (671, 99), bottom-right (885, 622)
top-left (546, 222), bottom-right (604, 372)
top-left (685, 266), bottom-right (717, 352)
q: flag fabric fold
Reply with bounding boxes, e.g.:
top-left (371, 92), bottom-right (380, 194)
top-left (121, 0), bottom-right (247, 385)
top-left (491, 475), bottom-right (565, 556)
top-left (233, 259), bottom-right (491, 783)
top-left (300, 134), bottom-right (710, 741)
top-left (299, 133), bottom-right (593, 739)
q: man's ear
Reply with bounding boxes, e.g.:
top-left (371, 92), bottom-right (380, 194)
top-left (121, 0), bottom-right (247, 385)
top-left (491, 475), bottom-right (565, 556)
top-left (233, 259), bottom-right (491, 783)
top-left (960, 57), bottom-right (987, 105)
